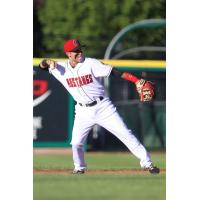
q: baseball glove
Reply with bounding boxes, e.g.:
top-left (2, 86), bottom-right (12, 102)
top-left (135, 79), bottom-right (155, 102)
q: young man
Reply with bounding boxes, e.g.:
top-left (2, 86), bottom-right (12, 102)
top-left (39, 38), bottom-right (159, 174)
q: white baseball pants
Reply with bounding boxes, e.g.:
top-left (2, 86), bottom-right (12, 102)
top-left (70, 97), bottom-right (152, 170)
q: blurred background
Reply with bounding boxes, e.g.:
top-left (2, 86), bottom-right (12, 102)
top-left (33, 0), bottom-right (166, 151)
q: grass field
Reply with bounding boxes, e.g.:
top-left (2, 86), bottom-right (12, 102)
top-left (33, 151), bottom-right (166, 200)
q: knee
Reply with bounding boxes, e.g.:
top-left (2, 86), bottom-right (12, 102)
top-left (71, 136), bottom-right (86, 146)
top-left (71, 142), bottom-right (84, 149)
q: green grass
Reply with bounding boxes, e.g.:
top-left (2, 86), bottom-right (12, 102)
top-left (33, 152), bottom-right (166, 200)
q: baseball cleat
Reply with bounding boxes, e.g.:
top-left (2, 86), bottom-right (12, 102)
top-left (148, 165), bottom-right (160, 174)
top-left (144, 164), bottom-right (160, 174)
top-left (72, 169), bottom-right (85, 174)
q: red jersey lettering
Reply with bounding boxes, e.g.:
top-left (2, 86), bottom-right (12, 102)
top-left (71, 78), bottom-right (76, 87)
top-left (74, 77), bottom-right (80, 87)
top-left (88, 74), bottom-right (93, 83)
top-left (78, 77), bottom-right (83, 86)
top-left (81, 76), bottom-right (86, 85)
top-left (66, 74), bottom-right (93, 87)
top-left (66, 79), bottom-right (72, 87)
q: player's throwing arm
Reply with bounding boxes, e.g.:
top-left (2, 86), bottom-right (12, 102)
top-left (39, 60), bottom-right (154, 102)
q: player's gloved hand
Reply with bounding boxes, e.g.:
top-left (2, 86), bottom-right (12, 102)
top-left (39, 59), bottom-right (57, 71)
top-left (136, 79), bottom-right (155, 102)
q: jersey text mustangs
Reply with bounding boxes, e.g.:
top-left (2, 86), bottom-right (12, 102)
top-left (66, 74), bottom-right (93, 87)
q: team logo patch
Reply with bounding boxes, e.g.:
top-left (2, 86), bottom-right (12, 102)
top-left (73, 39), bottom-right (80, 47)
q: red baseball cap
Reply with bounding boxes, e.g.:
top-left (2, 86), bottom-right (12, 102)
top-left (64, 39), bottom-right (85, 53)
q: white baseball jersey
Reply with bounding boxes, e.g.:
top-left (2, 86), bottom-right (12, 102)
top-left (49, 58), bottom-right (112, 104)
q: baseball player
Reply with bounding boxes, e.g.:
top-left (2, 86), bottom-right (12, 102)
top-left (39, 38), bottom-right (160, 174)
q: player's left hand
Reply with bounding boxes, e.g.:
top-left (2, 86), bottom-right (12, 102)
top-left (135, 79), bottom-right (154, 102)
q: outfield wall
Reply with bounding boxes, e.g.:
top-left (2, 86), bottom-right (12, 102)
top-left (33, 59), bottom-right (166, 149)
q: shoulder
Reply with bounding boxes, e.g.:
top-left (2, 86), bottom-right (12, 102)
top-left (84, 58), bottom-right (106, 66)
top-left (57, 61), bottom-right (66, 66)
top-left (84, 57), bottom-right (98, 63)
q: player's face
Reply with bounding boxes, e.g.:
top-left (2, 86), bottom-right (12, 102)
top-left (68, 49), bottom-right (84, 63)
